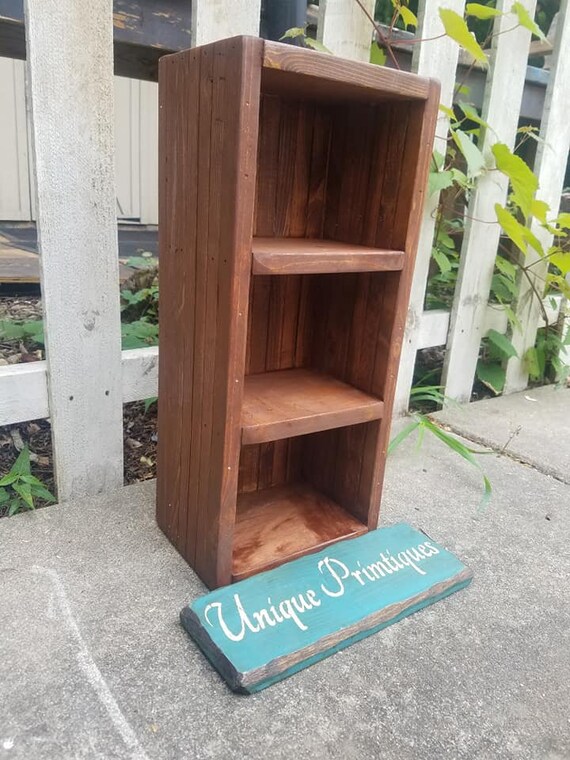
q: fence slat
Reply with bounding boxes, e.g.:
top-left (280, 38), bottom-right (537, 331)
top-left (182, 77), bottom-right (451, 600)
top-left (191, 1), bottom-right (261, 47)
top-left (0, 348), bottom-right (159, 428)
top-left (442, 0), bottom-right (537, 403)
top-left (24, 0), bottom-right (123, 500)
top-left (393, 0), bottom-right (465, 416)
top-left (505, 0), bottom-right (570, 392)
top-left (318, 0), bottom-right (375, 61)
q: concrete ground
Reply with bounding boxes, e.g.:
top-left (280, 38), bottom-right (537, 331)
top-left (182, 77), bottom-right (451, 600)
top-left (1, 387), bottom-right (569, 760)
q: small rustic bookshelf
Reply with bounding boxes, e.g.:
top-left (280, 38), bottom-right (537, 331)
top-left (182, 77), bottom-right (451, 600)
top-left (156, 35), bottom-right (439, 589)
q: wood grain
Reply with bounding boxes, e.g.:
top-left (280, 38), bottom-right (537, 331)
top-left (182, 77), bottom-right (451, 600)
top-left (241, 368), bottom-right (384, 445)
top-left (158, 36), bottom-right (438, 588)
top-left (232, 482), bottom-right (366, 580)
top-left (157, 36), bottom-right (262, 589)
top-left (262, 40), bottom-right (430, 103)
top-left (252, 237), bottom-right (404, 275)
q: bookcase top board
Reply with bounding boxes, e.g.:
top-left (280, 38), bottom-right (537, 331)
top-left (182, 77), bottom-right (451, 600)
top-left (160, 35), bottom-right (434, 106)
top-left (262, 39), bottom-right (433, 104)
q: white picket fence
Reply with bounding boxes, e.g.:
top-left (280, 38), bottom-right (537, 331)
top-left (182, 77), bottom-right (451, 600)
top-left (0, 0), bottom-right (568, 501)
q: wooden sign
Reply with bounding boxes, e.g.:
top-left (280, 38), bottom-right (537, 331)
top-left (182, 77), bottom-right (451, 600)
top-left (180, 523), bottom-right (472, 693)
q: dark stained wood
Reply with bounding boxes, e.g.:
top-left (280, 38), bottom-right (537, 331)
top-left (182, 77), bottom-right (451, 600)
top-left (232, 482), bottom-right (366, 581)
top-left (262, 40), bottom-right (430, 104)
top-left (252, 237), bottom-right (404, 275)
top-left (158, 36), bottom-right (438, 589)
top-left (241, 368), bottom-right (384, 445)
top-left (157, 36), bottom-right (262, 589)
top-left (0, 0), bottom-right (191, 81)
top-left (366, 80), bottom-right (441, 527)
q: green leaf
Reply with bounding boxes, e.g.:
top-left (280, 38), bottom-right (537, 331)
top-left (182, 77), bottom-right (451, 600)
top-left (457, 101), bottom-right (491, 131)
top-left (144, 396), bottom-right (158, 413)
top-left (530, 199), bottom-right (549, 223)
top-left (486, 328), bottom-right (518, 359)
top-left (8, 499), bottom-right (23, 517)
top-left (548, 273), bottom-right (570, 299)
top-left (465, 2), bottom-right (503, 19)
top-left (126, 256), bottom-right (158, 270)
top-left (495, 204), bottom-right (529, 255)
top-left (303, 37), bottom-right (332, 53)
top-left (495, 255), bottom-right (517, 281)
top-left (491, 273), bottom-right (517, 300)
top-left (29, 483), bottom-right (56, 503)
top-left (492, 143), bottom-right (537, 217)
top-left (419, 418), bottom-right (492, 508)
top-left (439, 8), bottom-right (488, 64)
top-left (450, 167), bottom-right (470, 189)
top-left (388, 420), bottom-right (421, 454)
top-left (121, 320), bottom-right (159, 350)
top-left (280, 27), bottom-right (306, 41)
top-left (476, 360), bottom-right (505, 394)
top-left (399, 4), bottom-right (417, 28)
top-left (13, 481), bottom-right (34, 509)
top-left (511, 1), bottom-right (546, 40)
top-left (452, 129), bottom-right (485, 177)
top-left (11, 446), bottom-right (31, 477)
top-left (0, 319), bottom-right (44, 345)
top-left (524, 346), bottom-right (542, 379)
top-left (370, 43), bottom-right (387, 66)
top-left (0, 473), bottom-right (19, 487)
top-left (428, 170), bottom-right (454, 196)
top-left (438, 104), bottom-right (455, 120)
top-left (432, 247), bottom-right (452, 274)
top-left (549, 249), bottom-right (570, 275)
top-left (432, 149), bottom-right (445, 170)
top-left (0, 488), bottom-right (10, 504)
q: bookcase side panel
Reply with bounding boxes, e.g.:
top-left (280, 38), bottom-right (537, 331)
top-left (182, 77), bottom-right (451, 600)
top-left (157, 37), bottom-right (262, 589)
top-left (367, 82), bottom-right (441, 527)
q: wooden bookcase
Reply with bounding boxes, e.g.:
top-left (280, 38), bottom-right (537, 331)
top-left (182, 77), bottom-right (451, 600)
top-left (156, 36), bottom-right (439, 589)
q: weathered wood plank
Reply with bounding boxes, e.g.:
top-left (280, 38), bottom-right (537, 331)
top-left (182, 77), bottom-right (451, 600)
top-left (393, 0), bottom-right (466, 416)
top-left (505, 0), bottom-right (570, 392)
top-left (442, 0), bottom-right (538, 403)
top-left (1, 0), bottom-right (191, 80)
top-left (24, 0), bottom-right (123, 500)
top-left (0, 361), bottom-right (48, 425)
top-left (181, 522), bottom-right (473, 693)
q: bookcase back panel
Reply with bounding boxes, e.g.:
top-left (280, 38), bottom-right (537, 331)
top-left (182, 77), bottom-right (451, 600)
top-left (246, 272), bottom-right (398, 395)
top-left (254, 94), bottom-right (425, 251)
top-left (254, 95), bottom-right (330, 238)
top-left (237, 420), bottom-right (380, 525)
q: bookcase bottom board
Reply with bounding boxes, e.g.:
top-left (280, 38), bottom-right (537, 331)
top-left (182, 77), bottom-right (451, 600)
top-left (232, 482), bottom-right (367, 581)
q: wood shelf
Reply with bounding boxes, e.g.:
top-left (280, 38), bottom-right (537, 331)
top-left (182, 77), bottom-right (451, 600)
top-left (232, 482), bottom-right (367, 581)
top-left (251, 237), bottom-right (405, 275)
top-left (241, 369), bottom-right (384, 445)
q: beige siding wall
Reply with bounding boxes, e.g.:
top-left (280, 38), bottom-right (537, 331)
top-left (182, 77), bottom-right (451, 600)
top-left (0, 61), bottom-right (158, 223)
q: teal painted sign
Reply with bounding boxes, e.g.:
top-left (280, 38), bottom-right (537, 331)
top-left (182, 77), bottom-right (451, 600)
top-left (181, 523), bottom-right (472, 693)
